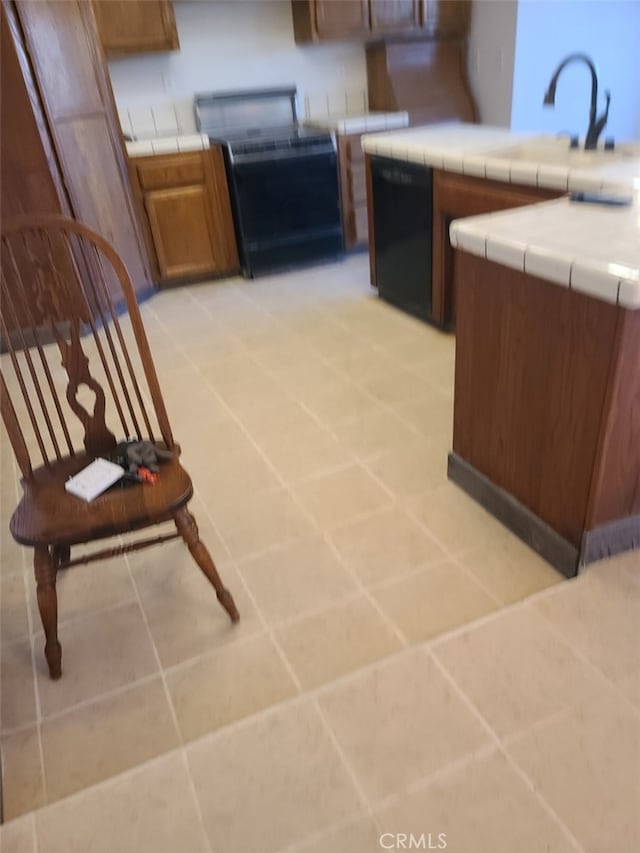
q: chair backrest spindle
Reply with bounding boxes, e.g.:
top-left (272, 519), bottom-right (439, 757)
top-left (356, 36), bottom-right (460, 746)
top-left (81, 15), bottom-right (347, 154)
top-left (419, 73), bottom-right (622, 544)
top-left (1, 215), bottom-right (174, 479)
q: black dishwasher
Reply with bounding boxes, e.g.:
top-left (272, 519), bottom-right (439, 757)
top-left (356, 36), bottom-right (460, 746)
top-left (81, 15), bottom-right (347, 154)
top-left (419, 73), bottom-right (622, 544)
top-left (371, 156), bottom-right (433, 322)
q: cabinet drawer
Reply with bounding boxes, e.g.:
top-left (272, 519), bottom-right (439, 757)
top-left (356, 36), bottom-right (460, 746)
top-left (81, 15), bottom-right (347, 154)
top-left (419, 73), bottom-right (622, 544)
top-left (347, 163), bottom-right (367, 205)
top-left (137, 153), bottom-right (205, 190)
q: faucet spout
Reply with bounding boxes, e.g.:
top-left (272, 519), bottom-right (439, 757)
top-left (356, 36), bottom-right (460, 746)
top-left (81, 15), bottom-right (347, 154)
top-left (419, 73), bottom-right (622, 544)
top-left (542, 53), bottom-right (609, 150)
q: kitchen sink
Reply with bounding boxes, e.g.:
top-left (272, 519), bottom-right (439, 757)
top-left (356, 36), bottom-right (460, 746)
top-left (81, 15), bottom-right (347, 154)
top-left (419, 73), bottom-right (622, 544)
top-left (485, 137), bottom-right (639, 167)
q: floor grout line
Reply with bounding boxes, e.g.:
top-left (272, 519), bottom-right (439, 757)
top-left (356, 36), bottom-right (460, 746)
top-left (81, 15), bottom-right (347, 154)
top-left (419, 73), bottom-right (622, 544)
top-left (3, 256), bottom-right (637, 845)
top-left (124, 554), bottom-right (183, 747)
top-left (427, 648), bottom-right (587, 853)
top-left (522, 595), bottom-right (640, 719)
top-left (179, 749), bottom-right (216, 853)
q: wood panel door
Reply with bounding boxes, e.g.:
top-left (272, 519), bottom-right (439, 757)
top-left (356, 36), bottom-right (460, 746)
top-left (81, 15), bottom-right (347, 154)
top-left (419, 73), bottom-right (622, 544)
top-left (15, 0), bottom-right (151, 297)
top-left (422, 0), bottom-right (471, 38)
top-left (0, 4), bottom-right (65, 221)
top-left (370, 1), bottom-right (420, 32)
top-left (93, 0), bottom-right (178, 55)
top-left (132, 148), bottom-right (239, 284)
top-left (314, 0), bottom-right (369, 39)
top-left (145, 186), bottom-right (219, 280)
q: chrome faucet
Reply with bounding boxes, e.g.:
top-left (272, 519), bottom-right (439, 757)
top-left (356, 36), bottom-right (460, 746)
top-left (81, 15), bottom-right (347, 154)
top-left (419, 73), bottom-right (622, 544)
top-left (543, 53), bottom-right (611, 150)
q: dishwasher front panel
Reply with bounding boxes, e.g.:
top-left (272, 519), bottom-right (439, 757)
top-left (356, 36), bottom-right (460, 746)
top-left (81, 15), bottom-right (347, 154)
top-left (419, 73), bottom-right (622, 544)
top-left (371, 157), bottom-right (433, 322)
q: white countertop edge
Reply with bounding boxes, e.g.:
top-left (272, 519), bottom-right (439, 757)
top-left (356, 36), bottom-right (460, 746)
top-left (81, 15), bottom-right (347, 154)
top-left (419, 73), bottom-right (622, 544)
top-left (361, 124), bottom-right (640, 194)
top-left (450, 218), bottom-right (639, 310)
top-left (305, 111), bottom-right (409, 135)
top-left (126, 133), bottom-right (210, 157)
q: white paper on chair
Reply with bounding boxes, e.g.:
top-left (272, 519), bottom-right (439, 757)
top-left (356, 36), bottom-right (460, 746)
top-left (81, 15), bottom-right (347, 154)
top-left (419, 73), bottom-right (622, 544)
top-left (64, 458), bottom-right (124, 502)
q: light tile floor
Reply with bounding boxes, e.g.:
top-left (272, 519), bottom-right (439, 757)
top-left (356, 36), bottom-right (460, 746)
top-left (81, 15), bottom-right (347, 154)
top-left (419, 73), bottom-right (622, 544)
top-left (1, 254), bottom-right (639, 852)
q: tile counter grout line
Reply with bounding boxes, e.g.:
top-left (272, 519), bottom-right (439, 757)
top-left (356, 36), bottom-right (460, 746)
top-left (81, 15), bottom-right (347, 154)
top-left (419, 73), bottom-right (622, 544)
top-left (427, 648), bottom-right (587, 853)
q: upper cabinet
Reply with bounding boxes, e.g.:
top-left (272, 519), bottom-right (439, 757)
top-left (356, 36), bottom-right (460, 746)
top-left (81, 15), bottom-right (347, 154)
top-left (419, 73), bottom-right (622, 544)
top-left (292, 0), bottom-right (469, 43)
top-left (422, 0), bottom-right (471, 38)
top-left (94, 1), bottom-right (179, 56)
top-left (370, 1), bottom-right (420, 33)
top-left (312, 1), bottom-right (369, 40)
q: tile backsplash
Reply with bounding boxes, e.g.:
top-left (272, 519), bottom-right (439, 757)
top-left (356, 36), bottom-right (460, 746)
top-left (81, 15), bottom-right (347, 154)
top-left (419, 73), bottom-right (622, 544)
top-left (304, 88), bottom-right (368, 123)
top-left (118, 98), bottom-right (198, 140)
top-left (118, 89), bottom-right (369, 140)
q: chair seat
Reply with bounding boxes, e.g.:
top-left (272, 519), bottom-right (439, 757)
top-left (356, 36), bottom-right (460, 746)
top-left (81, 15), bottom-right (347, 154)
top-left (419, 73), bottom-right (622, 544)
top-left (10, 452), bottom-right (193, 548)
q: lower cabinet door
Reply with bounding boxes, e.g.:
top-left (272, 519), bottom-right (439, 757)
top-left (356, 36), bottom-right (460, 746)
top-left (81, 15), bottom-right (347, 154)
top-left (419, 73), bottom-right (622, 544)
top-left (144, 184), bottom-right (219, 280)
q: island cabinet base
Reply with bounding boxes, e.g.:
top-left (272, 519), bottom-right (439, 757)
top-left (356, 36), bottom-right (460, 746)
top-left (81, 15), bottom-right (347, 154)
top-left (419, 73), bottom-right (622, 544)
top-left (450, 251), bottom-right (640, 577)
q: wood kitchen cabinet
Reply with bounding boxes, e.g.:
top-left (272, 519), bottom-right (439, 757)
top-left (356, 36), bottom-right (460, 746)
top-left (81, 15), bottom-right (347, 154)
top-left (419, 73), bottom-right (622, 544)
top-left (1, 0), bottom-right (151, 318)
top-left (293, 0), bottom-right (459, 42)
top-left (432, 170), bottom-right (563, 328)
top-left (305, 1), bottom-right (369, 40)
top-left (93, 0), bottom-right (179, 56)
top-left (422, 0), bottom-right (471, 38)
top-left (129, 148), bottom-right (239, 284)
top-left (452, 249), bottom-right (640, 575)
top-left (370, 1), bottom-right (420, 32)
top-left (337, 133), bottom-right (369, 250)
top-left (292, 1), bottom-right (368, 41)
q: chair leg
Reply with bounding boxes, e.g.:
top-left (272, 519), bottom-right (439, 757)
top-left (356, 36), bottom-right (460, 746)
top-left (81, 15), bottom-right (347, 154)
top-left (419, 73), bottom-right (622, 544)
top-left (34, 546), bottom-right (62, 679)
top-left (174, 507), bottom-right (240, 623)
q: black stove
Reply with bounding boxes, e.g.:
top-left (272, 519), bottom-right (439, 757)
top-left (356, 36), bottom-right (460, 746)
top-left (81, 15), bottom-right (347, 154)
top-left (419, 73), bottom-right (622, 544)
top-left (195, 88), bottom-right (343, 277)
top-left (213, 126), bottom-right (337, 164)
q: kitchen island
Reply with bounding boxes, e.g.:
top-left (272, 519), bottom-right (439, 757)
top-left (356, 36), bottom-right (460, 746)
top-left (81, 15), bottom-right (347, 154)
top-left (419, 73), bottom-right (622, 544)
top-left (361, 122), bottom-right (640, 574)
top-left (450, 194), bottom-right (640, 576)
top-left (362, 122), bottom-right (640, 327)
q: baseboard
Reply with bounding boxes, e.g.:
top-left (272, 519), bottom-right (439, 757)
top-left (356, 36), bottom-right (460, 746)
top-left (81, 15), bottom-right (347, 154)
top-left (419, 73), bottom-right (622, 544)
top-left (447, 452), bottom-right (579, 578)
top-left (581, 515), bottom-right (640, 565)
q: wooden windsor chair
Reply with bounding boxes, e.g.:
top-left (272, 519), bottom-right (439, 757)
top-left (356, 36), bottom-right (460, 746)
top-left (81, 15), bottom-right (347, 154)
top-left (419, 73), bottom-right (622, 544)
top-left (0, 214), bottom-right (239, 680)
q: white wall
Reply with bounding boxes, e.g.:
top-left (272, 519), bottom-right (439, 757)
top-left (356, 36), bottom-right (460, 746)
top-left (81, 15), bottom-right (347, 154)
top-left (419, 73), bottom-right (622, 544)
top-left (510, 0), bottom-right (640, 142)
top-left (467, 0), bottom-right (518, 127)
top-left (108, 0), bottom-right (368, 127)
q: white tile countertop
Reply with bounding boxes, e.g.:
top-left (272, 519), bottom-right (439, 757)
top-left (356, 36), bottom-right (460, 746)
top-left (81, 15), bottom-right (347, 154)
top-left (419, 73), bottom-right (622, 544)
top-left (125, 134), bottom-right (210, 157)
top-left (305, 111), bottom-right (409, 135)
top-left (449, 193), bottom-right (640, 309)
top-left (363, 121), bottom-right (640, 309)
top-left (361, 121), bottom-right (640, 194)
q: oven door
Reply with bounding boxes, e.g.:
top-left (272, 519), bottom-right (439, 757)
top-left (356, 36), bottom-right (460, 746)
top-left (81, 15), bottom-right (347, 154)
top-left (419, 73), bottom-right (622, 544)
top-left (229, 149), bottom-right (343, 276)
